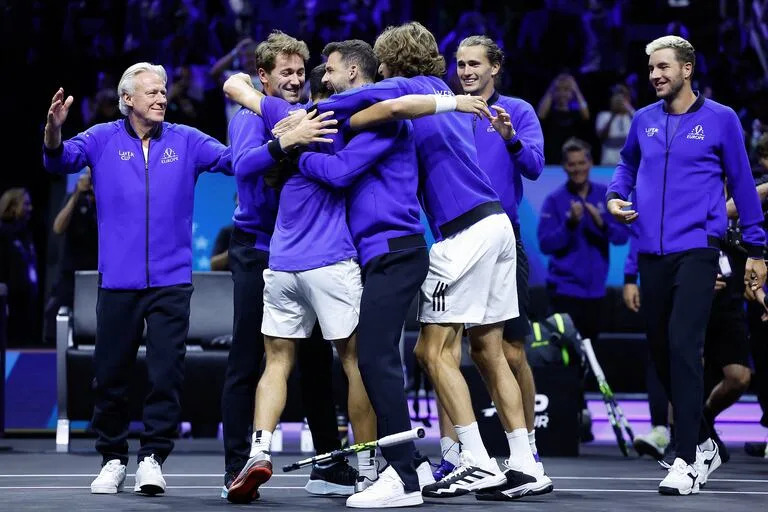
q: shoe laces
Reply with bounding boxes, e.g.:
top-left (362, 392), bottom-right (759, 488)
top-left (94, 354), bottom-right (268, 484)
top-left (142, 455), bottom-right (161, 469)
top-left (102, 460), bottom-right (123, 474)
top-left (668, 458), bottom-right (691, 475)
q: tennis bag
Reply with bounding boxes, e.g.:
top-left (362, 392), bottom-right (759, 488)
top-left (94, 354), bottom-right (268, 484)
top-left (525, 312), bottom-right (585, 372)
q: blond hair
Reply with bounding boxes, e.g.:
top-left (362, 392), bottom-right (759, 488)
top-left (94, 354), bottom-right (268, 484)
top-left (373, 22), bottom-right (446, 77)
top-left (645, 35), bottom-right (695, 68)
top-left (255, 30), bottom-right (310, 72)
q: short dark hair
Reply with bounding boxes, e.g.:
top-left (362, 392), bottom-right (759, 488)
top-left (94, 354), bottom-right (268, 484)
top-left (322, 40), bottom-right (378, 82)
top-left (309, 63), bottom-right (332, 100)
top-left (561, 137), bottom-right (592, 162)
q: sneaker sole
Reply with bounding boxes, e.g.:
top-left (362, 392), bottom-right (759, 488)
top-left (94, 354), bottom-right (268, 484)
top-left (347, 491), bottom-right (423, 508)
top-left (634, 440), bottom-right (664, 460)
top-left (475, 480), bottom-right (554, 501)
top-left (659, 484), bottom-right (699, 496)
top-left (91, 483), bottom-right (124, 494)
top-left (304, 479), bottom-right (354, 496)
top-left (227, 466), bottom-right (271, 504)
top-left (134, 483), bottom-right (165, 495)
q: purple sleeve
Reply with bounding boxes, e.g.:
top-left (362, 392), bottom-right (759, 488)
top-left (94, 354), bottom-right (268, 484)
top-left (537, 194), bottom-right (576, 254)
top-left (720, 108), bottom-right (766, 256)
top-left (261, 96), bottom-right (296, 129)
top-left (228, 108), bottom-right (274, 181)
top-left (42, 125), bottom-right (105, 175)
top-left (509, 102), bottom-right (544, 180)
top-left (185, 126), bottom-right (231, 176)
top-left (315, 78), bottom-right (411, 119)
top-left (299, 126), bottom-right (400, 189)
top-left (607, 116), bottom-right (641, 201)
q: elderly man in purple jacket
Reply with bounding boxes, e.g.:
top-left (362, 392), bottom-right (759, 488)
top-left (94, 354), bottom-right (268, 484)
top-left (43, 62), bottom-right (231, 497)
top-left (607, 36), bottom-right (766, 495)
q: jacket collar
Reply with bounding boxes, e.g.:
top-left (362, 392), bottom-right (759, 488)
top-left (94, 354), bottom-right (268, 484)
top-left (123, 118), bottom-right (163, 140)
top-left (487, 89), bottom-right (500, 107)
top-left (566, 179), bottom-right (592, 197)
top-left (661, 91), bottom-right (704, 114)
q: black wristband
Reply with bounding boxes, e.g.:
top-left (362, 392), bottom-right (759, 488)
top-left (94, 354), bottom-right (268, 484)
top-left (624, 273), bottom-right (638, 284)
top-left (267, 139), bottom-right (287, 161)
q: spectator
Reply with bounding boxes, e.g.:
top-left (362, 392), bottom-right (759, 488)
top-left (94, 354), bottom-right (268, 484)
top-left (596, 87), bottom-right (635, 165)
top-left (0, 188), bottom-right (39, 346)
top-left (166, 65), bottom-right (203, 127)
top-left (209, 37), bottom-right (261, 132)
top-left (538, 74), bottom-right (591, 164)
top-left (43, 169), bottom-right (98, 343)
top-left (537, 138), bottom-right (630, 342)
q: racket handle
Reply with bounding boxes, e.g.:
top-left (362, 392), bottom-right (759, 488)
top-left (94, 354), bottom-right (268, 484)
top-left (377, 427), bottom-right (425, 448)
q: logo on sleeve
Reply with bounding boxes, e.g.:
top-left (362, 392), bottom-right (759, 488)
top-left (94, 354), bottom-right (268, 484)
top-left (686, 124), bottom-right (705, 140)
top-left (645, 127), bottom-right (659, 137)
top-left (161, 147), bottom-right (179, 164)
top-left (118, 150), bottom-right (135, 161)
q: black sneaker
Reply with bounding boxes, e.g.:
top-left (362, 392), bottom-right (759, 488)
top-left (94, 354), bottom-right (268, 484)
top-left (421, 451), bottom-right (504, 498)
top-left (475, 467), bottom-right (540, 501)
top-left (304, 460), bottom-right (358, 496)
top-left (745, 441), bottom-right (768, 458)
top-left (220, 470), bottom-right (237, 499)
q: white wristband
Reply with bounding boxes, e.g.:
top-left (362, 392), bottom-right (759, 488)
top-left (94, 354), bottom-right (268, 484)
top-left (434, 94), bottom-right (457, 114)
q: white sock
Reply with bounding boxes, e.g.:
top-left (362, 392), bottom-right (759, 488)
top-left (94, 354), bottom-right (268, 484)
top-left (357, 449), bottom-right (377, 480)
top-left (506, 428), bottom-right (537, 472)
top-left (455, 422), bottom-right (491, 466)
top-left (699, 438), bottom-right (714, 451)
top-left (528, 430), bottom-right (539, 460)
top-left (440, 436), bottom-right (461, 467)
top-left (250, 429), bottom-right (272, 457)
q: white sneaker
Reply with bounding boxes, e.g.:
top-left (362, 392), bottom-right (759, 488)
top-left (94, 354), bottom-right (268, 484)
top-left (421, 451), bottom-right (505, 498)
top-left (695, 439), bottom-right (721, 487)
top-left (90, 460), bottom-right (126, 494)
top-left (634, 426), bottom-right (670, 460)
top-left (355, 461), bottom-right (379, 493)
top-left (658, 458), bottom-right (699, 495)
top-left (346, 466), bottom-right (423, 508)
top-left (415, 460), bottom-right (435, 490)
top-left (134, 455), bottom-right (166, 495)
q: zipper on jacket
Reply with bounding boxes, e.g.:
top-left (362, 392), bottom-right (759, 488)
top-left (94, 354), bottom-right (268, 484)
top-left (661, 114), bottom-right (669, 254)
top-left (144, 139), bottom-right (150, 287)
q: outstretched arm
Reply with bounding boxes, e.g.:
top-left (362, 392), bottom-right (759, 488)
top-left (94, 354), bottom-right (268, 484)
top-left (349, 94), bottom-right (490, 130)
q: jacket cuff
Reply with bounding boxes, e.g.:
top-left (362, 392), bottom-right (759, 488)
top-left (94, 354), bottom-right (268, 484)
top-left (606, 191), bottom-right (624, 202)
top-left (506, 137), bottom-right (523, 154)
top-left (743, 243), bottom-right (765, 259)
top-left (624, 273), bottom-right (638, 284)
top-left (43, 143), bottom-right (64, 157)
top-left (267, 139), bottom-right (287, 161)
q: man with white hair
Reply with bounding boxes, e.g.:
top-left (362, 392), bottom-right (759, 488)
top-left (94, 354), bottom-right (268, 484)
top-left (607, 35), bottom-right (766, 495)
top-left (43, 62), bottom-right (231, 496)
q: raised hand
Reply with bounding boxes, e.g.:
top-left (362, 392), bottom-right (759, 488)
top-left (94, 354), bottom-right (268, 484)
top-left (489, 105), bottom-right (515, 140)
top-left (455, 95), bottom-right (491, 119)
top-left (47, 88), bottom-right (74, 130)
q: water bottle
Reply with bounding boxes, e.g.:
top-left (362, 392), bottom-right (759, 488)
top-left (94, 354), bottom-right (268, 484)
top-left (272, 423), bottom-right (283, 452)
top-left (300, 418), bottom-right (314, 453)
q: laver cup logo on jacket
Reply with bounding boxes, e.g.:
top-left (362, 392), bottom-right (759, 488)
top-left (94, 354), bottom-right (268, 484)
top-left (119, 150), bottom-right (135, 161)
top-left (645, 127), bottom-right (659, 137)
top-left (161, 147), bottom-right (179, 164)
top-left (686, 124), bottom-right (705, 140)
